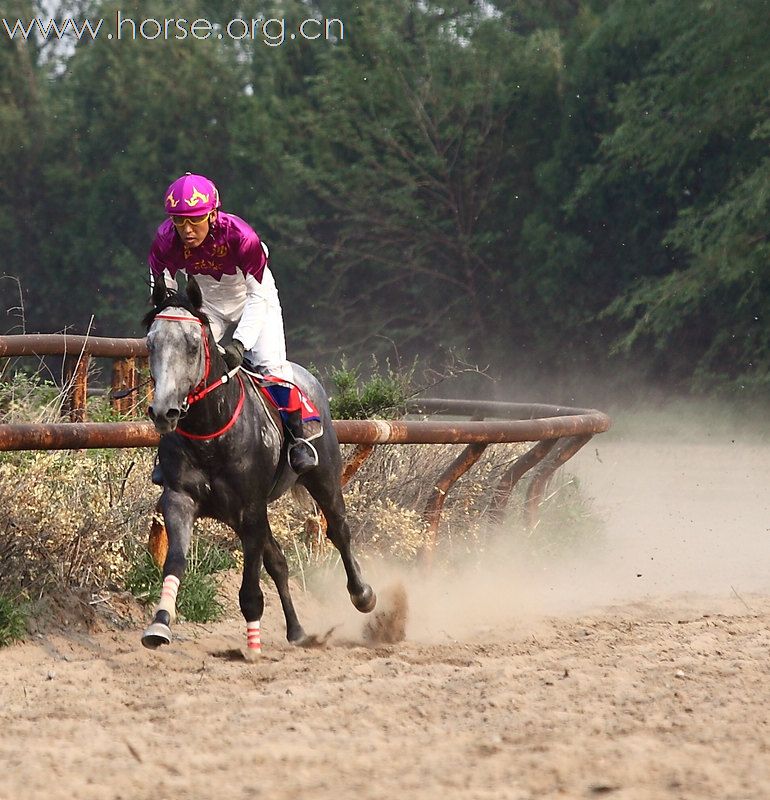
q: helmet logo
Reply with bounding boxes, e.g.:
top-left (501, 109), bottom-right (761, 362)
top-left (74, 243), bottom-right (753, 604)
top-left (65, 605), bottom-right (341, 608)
top-left (186, 187), bottom-right (210, 207)
top-left (166, 191), bottom-right (179, 208)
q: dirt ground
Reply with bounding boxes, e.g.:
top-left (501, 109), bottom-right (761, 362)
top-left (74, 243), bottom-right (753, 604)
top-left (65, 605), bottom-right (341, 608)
top-left (1, 408), bottom-right (769, 800)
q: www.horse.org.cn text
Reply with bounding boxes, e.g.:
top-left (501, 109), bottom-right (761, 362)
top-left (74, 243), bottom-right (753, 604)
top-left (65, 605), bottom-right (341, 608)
top-left (1, 14), bottom-right (345, 47)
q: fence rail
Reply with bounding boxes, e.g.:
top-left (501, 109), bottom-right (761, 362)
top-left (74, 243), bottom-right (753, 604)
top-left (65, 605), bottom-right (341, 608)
top-left (0, 333), bottom-right (611, 549)
top-left (0, 333), bottom-right (149, 419)
top-left (0, 413), bottom-right (610, 448)
top-left (0, 334), bottom-right (147, 358)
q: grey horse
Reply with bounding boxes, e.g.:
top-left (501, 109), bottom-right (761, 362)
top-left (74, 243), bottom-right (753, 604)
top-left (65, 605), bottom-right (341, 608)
top-left (141, 278), bottom-right (376, 655)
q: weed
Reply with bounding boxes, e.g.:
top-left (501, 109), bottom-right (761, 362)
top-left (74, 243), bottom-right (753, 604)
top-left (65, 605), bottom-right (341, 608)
top-left (124, 537), bottom-right (236, 623)
top-left (0, 595), bottom-right (27, 647)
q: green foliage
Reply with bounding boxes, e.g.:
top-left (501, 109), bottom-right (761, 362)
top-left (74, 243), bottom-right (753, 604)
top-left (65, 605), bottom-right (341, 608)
top-left (0, 595), bottom-right (27, 647)
top-left (2, 0), bottom-right (769, 394)
top-left (0, 370), bottom-right (63, 423)
top-left (125, 537), bottom-right (236, 623)
top-left (572, 0), bottom-right (770, 391)
top-left (274, 0), bottom-right (566, 366)
top-left (328, 357), bottom-right (415, 419)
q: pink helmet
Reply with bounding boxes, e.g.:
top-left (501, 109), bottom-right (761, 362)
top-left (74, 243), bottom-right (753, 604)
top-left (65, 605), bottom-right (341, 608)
top-left (164, 173), bottom-right (221, 216)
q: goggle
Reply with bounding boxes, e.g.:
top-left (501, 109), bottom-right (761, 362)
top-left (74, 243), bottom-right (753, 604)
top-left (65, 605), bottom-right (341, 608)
top-left (170, 213), bottom-right (210, 228)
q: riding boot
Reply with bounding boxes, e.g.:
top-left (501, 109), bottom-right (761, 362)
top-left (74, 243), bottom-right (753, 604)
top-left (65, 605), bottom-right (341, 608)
top-left (285, 409), bottom-right (319, 474)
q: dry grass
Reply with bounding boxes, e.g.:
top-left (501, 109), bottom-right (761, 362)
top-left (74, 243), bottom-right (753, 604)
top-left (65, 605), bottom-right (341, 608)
top-left (0, 374), bottom-right (588, 623)
top-left (0, 448), bottom-right (157, 597)
top-left (0, 370), bottom-right (67, 423)
top-left (337, 442), bottom-right (529, 558)
top-left (0, 440), bottom-right (531, 597)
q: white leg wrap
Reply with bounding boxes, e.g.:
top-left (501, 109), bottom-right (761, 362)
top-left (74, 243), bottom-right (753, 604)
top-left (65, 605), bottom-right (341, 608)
top-left (157, 575), bottom-right (180, 621)
top-left (246, 620), bottom-right (261, 652)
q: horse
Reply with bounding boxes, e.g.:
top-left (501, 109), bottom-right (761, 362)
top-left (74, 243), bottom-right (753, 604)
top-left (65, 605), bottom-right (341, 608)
top-left (141, 277), bottom-right (376, 656)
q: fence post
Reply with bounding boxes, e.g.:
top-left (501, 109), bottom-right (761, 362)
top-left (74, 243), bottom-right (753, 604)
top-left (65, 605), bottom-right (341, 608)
top-left (487, 438), bottom-right (559, 522)
top-left (62, 354), bottom-right (90, 422)
top-left (525, 434), bottom-right (593, 528)
top-left (111, 357), bottom-right (137, 415)
top-left (421, 442), bottom-right (488, 562)
top-left (341, 443), bottom-right (375, 486)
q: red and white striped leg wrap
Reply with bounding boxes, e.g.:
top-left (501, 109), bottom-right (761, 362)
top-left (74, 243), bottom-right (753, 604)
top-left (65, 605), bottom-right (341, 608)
top-left (157, 575), bottom-right (180, 617)
top-left (246, 620), bottom-right (261, 652)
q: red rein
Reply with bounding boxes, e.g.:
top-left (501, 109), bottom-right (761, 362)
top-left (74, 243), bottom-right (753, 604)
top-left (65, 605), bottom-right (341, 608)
top-left (154, 314), bottom-right (245, 441)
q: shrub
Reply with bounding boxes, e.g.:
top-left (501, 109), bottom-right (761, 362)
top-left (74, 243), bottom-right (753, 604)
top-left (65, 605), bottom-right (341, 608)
top-left (327, 357), bottom-right (415, 419)
top-left (0, 595), bottom-right (26, 647)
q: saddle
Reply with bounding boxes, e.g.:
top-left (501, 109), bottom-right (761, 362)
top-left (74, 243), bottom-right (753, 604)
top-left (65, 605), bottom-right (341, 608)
top-left (240, 364), bottom-right (323, 442)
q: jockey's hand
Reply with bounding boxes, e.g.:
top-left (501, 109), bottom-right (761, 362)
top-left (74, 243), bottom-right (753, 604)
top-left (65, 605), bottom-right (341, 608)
top-left (223, 339), bottom-right (245, 370)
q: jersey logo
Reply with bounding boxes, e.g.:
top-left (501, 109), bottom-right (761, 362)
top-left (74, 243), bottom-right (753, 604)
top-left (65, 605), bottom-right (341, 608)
top-left (191, 259), bottom-right (225, 273)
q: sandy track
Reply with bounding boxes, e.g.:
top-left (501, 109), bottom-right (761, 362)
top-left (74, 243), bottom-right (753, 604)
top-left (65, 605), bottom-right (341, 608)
top-left (1, 592), bottom-right (768, 800)
top-left (2, 416), bottom-right (770, 799)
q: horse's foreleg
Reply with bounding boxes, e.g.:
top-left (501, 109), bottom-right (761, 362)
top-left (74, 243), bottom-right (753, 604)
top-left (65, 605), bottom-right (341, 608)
top-left (263, 533), bottom-right (307, 644)
top-left (141, 489), bottom-right (195, 649)
top-left (300, 475), bottom-right (376, 614)
top-left (238, 509), bottom-right (269, 660)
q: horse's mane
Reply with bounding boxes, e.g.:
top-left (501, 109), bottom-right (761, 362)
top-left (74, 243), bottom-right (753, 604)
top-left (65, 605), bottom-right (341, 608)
top-left (142, 290), bottom-right (210, 331)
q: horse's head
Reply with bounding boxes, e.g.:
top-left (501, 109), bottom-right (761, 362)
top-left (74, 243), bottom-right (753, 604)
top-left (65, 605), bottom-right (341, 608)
top-left (144, 277), bottom-right (211, 434)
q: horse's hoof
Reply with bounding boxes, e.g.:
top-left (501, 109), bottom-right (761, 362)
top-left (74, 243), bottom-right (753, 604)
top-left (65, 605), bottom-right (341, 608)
top-left (287, 625), bottom-right (308, 644)
top-left (141, 622), bottom-right (172, 649)
top-left (351, 586), bottom-right (377, 614)
top-left (243, 647), bottom-right (262, 663)
top-left (292, 626), bottom-right (337, 648)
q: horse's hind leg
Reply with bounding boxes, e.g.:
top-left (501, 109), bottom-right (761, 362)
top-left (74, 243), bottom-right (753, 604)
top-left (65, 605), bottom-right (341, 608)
top-left (263, 532), bottom-right (307, 643)
top-left (237, 506), bottom-right (271, 659)
top-left (299, 472), bottom-right (376, 614)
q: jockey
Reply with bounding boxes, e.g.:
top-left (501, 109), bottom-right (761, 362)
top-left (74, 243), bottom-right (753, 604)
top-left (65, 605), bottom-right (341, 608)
top-left (148, 172), bottom-right (318, 474)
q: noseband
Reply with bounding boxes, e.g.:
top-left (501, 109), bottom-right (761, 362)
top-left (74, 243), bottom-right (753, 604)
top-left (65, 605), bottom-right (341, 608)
top-left (154, 313), bottom-right (245, 441)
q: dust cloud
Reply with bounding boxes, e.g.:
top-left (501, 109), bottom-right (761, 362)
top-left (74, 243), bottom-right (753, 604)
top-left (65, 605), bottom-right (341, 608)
top-left (302, 399), bottom-right (770, 644)
top-left (566, 398), bottom-right (770, 602)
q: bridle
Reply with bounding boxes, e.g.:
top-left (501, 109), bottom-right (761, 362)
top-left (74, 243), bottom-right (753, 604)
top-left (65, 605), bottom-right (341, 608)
top-left (153, 313), bottom-right (245, 441)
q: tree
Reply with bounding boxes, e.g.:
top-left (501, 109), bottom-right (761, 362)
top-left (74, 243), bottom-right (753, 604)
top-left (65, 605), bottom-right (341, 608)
top-left (576, 0), bottom-right (770, 392)
top-left (270, 0), bottom-right (566, 369)
top-left (0, 1), bottom-right (48, 333)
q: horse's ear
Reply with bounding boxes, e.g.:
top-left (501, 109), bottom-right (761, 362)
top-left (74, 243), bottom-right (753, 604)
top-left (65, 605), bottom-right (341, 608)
top-left (186, 276), bottom-right (203, 310)
top-left (152, 278), bottom-right (167, 307)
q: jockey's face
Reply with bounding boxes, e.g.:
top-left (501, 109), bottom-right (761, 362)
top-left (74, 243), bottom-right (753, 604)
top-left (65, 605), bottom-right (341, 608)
top-left (172, 210), bottom-right (216, 249)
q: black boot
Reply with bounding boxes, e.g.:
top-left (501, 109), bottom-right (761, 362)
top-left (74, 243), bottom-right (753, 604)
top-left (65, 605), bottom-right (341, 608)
top-left (285, 409), bottom-right (319, 474)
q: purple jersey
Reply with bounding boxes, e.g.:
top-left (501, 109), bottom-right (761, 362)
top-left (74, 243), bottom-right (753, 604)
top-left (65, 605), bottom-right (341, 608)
top-left (148, 212), bottom-right (267, 283)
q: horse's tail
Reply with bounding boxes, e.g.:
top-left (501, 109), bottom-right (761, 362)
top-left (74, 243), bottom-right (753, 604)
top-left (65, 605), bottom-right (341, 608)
top-left (290, 483), bottom-right (316, 512)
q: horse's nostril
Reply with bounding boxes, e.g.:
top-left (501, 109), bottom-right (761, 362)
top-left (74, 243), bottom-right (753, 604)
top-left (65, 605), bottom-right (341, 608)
top-left (165, 408), bottom-right (181, 422)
